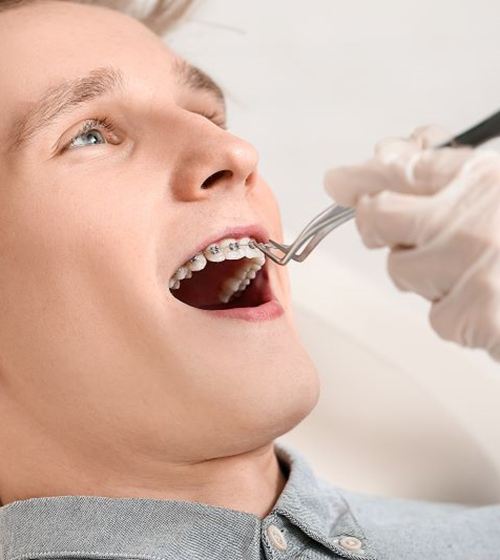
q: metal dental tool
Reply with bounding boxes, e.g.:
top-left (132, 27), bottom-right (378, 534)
top-left (256, 108), bottom-right (500, 265)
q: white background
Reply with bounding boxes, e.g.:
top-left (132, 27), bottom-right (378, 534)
top-left (167, 1), bottom-right (500, 502)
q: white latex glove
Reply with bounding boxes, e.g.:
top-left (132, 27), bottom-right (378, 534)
top-left (324, 125), bottom-right (500, 362)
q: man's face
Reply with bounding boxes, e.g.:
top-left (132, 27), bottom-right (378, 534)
top-left (0, 1), bottom-right (318, 469)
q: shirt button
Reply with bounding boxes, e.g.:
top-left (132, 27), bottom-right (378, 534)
top-left (266, 524), bottom-right (288, 551)
top-left (338, 535), bottom-right (363, 552)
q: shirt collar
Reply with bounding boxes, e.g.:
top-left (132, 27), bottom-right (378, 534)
top-left (0, 441), bottom-right (376, 560)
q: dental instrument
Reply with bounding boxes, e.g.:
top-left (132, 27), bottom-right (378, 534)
top-left (256, 108), bottom-right (500, 265)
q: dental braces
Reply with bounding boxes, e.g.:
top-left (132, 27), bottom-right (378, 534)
top-left (196, 240), bottom-right (260, 258)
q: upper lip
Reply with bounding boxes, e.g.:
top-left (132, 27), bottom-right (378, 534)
top-left (174, 223), bottom-right (271, 273)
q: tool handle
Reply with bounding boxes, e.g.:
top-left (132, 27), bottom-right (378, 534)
top-left (438, 109), bottom-right (500, 148)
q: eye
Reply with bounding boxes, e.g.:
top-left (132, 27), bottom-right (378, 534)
top-left (71, 129), bottom-right (105, 148)
top-left (200, 109), bottom-right (227, 130)
top-left (64, 117), bottom-right (119, 151)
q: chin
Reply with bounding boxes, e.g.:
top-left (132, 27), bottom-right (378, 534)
top-left (273, 356), bottom-right (321, 436)
top-left (175, 338), bottom-right (321, 460)
top-left (239, 347), bottom-right (321, 448)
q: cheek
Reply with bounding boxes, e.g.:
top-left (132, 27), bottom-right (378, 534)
top-left (0, 160), bottom-right (164, 321)
top-left (252, 178), bottom-right (292, 301)
top-left (253, 178), bottom-right (284, 241)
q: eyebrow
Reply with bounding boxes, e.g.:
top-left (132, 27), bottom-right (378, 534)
top-left (8, 62), bottom-right (226, 153)
top-left (8, 67), bottom-right (124, 153)
top-left (174, 58), bottom-right (226, 109)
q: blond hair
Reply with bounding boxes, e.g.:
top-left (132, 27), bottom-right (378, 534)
top-left (0, 0), bottom-right (195, 35)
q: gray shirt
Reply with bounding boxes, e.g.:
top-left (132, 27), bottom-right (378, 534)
top-left (1, 441), bottom-right (499, 560)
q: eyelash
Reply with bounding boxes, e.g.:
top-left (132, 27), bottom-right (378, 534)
top-left (63, 110), bottom-right (227, 152)
top-left (202, 110), bottom-right (227, 129)
top-left (64, 116), bottom-right (117, 151)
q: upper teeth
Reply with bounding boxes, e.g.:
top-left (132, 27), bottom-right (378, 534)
top-left (168, 237), bottom-right (266, 304)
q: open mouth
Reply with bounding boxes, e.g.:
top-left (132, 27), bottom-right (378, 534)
top-left (169, 237), bottom-right (272, 311)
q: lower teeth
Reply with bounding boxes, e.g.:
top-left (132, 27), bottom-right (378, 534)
top-left (218, 263), bottom-right (261, 304)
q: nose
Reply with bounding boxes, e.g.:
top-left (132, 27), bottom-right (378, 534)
top-left (169, 116), bottom-right (260, 202)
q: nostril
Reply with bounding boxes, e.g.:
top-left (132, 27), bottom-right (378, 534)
top-left (201, 170), bottom-right (233, 190)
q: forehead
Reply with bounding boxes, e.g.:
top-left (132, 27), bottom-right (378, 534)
top-left (0, 1), bottom-right (179, 102)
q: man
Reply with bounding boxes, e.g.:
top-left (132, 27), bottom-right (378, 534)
top-left (0, 1), bottom-right (498, 559)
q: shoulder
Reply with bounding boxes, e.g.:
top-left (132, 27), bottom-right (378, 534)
top-left (320, 479), bottom-right (500, 560)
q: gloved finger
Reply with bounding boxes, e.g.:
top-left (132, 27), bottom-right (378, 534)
top-left (323, 147), bottom-right (468, 206)
top-left (374, 126), bottom-right (475, 195)
top-left (355, 190), bottom-right (443, 249)
top-left (324, 160), bottom-right (414, 207)
top-left (387, 174), bottom-right (500, 301)
top-left (428, 253), bottom-right (500, 360)
top-left (373, 137), bottom-right (420, 163)
top-left (325, 138), bottom-right (492, 208)
top-left (387, 244), bottom-right (454, 301)
top-left (409, 124), bottom-right (453, 149)
top-left (358, 191), bottom-right (454, 301)
top-left (488, 343), bottom-right (500, 362)
top-left (408, 146), bottom-right (478, 194)
top-left (373, 124), bottom-right (451, 162)
top-left (385, 189), bottom-right (476, 301)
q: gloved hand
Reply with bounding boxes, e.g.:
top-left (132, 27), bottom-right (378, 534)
top-left (324, 125), bottom-right (500, 362)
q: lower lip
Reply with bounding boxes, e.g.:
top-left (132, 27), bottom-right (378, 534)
top-left (205, 297), bottom-right (284, 322)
